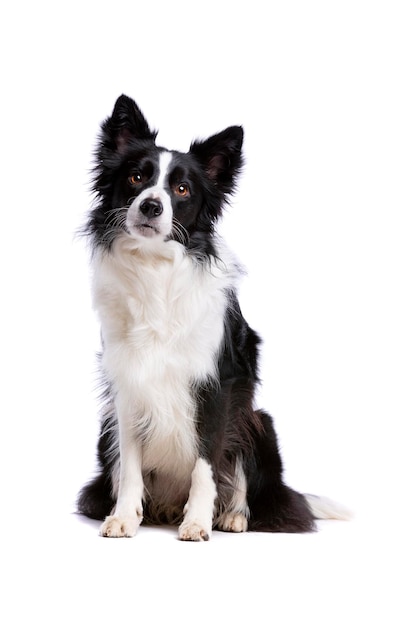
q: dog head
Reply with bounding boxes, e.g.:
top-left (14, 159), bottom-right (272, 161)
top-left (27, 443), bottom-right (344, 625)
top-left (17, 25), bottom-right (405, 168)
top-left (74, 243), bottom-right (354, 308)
top-left (89, 95), bottom-right (243, 254)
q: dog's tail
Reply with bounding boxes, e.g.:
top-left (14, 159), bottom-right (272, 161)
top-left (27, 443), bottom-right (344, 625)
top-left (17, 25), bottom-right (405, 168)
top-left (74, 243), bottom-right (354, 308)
top-left (77, 472), bottom-right (114, 521)
top-left (304, 494), bottom-right (354, 521)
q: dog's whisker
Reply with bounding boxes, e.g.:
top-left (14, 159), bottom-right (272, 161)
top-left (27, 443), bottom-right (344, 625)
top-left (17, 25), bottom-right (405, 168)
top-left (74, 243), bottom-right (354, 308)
top-left (171, 218), bottom-right (189, 246)
top-left (101, 207), bottom-right (129, 243)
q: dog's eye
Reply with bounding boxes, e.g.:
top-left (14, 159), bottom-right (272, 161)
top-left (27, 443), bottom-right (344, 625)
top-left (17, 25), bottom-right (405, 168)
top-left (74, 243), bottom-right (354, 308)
top-left (128, 173), bottom-right (143, 186)
top-left (175, 183), bottom-right (190, 197)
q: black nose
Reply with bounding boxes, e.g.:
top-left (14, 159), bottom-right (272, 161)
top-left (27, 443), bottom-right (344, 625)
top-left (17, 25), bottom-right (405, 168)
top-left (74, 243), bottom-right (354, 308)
top-left (140, 198), bottom-right (163, 217)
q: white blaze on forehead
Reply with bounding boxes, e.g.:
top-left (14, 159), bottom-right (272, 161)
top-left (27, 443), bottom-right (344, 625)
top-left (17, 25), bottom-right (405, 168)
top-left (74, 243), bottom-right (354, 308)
top-left (126, 149), bottom-right (174, 240)
top-left (156, 151), bottom-right (173, 188)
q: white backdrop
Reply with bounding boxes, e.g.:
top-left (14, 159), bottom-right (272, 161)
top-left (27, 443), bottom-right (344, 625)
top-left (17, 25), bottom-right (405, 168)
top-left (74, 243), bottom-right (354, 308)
top-left (1, 1), bottom-right (416, 624)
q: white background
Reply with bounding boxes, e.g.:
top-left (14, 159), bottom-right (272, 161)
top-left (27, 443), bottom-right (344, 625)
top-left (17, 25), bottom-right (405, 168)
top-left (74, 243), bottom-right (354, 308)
top-left (1, 1), bottom-right (416, 624)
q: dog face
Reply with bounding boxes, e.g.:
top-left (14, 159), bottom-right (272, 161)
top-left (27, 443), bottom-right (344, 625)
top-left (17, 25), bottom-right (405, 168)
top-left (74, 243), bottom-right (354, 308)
top-left (89, 95), bottom-right (244, 251)
top-left (115, 147), bottom-right (209, 243)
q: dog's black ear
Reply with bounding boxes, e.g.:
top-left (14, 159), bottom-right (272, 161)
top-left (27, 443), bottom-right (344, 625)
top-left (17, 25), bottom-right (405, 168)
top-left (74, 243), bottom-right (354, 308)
top-left (190, 126), bottom-right (244, 195)
top-left (100, 95), bottom-right (157, 153)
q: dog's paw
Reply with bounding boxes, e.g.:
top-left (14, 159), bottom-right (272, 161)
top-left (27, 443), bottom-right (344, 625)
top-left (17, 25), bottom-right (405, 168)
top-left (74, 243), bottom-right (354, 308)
top-left (217, 512), bottom-right (248, 533)
top-left (99, 514), bottom-right (141, 538)
top-left (178, 520), bottom-right (211, 542)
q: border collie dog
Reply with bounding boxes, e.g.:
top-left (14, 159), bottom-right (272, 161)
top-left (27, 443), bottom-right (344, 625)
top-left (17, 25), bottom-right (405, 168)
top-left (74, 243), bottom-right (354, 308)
top-left (78, 95), bottom-right (347, 540)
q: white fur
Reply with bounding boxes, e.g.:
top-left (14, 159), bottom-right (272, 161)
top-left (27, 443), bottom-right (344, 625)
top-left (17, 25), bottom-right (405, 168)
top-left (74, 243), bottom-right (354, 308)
top-left (99, 395), bottom-right (144, 537)
top-left (179, 458), bottom-right (217, 541)
top-left (93, 228), bottom-right (240, 537)
top-left (304, 494), bottom-right (354, 521)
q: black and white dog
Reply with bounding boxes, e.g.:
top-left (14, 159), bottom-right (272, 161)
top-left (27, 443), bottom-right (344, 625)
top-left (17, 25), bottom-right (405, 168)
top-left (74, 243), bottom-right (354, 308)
top-left (77, 95), bottom-right (348, 540)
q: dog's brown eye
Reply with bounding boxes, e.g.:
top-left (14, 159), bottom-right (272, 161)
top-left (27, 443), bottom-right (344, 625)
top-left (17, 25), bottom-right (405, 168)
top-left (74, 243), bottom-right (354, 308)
top-left (175, 183), bottom-right (190, 197)
top-left (129, 173), bottom-right (143, 186)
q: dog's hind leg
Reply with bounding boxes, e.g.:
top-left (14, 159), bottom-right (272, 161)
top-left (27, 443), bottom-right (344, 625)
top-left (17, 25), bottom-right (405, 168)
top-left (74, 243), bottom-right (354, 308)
top-left (178, 458), bottom-right (217, 541)
top-left (216, 457), bottom-right (249, 532)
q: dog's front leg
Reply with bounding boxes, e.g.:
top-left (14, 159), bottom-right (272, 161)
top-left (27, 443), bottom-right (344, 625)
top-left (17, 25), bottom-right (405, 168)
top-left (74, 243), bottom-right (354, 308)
top-left (178, 458), bottom-right (217, 542)
top-left (100, 406), bottom-right (144, 538)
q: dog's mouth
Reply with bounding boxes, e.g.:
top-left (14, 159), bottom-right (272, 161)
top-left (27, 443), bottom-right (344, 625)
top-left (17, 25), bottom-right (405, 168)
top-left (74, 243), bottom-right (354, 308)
top-left (134, 222), bottom-right (160, 237)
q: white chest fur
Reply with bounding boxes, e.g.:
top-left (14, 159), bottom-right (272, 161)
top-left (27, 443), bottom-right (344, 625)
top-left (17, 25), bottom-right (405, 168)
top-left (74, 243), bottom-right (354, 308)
top-left (92, 236), bottom-right (239, 477)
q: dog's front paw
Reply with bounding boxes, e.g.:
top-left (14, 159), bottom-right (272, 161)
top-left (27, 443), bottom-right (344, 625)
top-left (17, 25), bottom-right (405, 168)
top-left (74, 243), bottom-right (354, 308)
top-left (99, 514), bottom-right (141, 538)
top-left (178, 520), bottom-right (211, 542)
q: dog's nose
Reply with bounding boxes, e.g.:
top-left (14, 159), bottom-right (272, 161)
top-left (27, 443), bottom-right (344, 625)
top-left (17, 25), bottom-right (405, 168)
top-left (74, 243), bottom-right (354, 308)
top-left (140, 198), bottom-right (163, 218)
